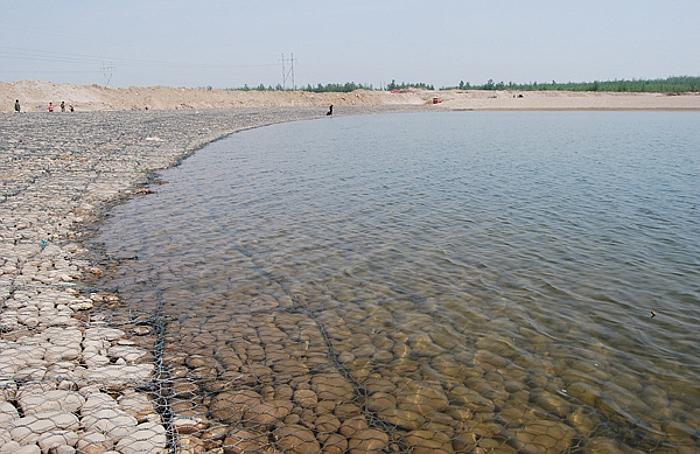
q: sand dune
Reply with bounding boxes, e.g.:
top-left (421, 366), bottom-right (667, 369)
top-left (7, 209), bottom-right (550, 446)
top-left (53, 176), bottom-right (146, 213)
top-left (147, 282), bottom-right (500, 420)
top-left (2, 80), bottom-right (699, 112)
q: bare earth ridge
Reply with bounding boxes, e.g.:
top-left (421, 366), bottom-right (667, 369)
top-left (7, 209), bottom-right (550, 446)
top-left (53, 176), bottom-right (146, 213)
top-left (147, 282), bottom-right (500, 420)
top-left (2, 80), bottom-right (700, 113)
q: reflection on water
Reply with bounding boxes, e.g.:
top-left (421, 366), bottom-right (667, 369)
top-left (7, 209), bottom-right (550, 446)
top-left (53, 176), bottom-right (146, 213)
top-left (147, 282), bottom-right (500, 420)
top-left (95, 112), bottom-right (700, 452)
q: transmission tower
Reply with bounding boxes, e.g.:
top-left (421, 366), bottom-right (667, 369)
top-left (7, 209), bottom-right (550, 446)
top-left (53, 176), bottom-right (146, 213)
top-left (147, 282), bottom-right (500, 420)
top-left (101, 61), bottom-right (114, 86)
top-left (281, 53), bottom-right (286, 88)
top-left (280, 53), bottom-right (296, 89)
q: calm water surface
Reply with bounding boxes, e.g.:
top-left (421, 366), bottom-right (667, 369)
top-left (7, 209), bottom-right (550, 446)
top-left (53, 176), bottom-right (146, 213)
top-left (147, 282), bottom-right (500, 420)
top-left (96, 112), bottom-right (699, 453)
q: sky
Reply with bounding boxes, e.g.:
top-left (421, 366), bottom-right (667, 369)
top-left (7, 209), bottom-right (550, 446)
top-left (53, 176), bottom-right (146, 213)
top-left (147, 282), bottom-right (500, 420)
top-left (1, 0), bottom-right (699, 88)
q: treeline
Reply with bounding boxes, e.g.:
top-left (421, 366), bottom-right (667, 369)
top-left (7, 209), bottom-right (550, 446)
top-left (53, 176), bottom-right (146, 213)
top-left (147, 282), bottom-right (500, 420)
top-left (231, 82), bottom-right (375, 92)
top-left (445, 76), bottom-right (700, 93)
top-left (386, 80), bottom-right (435, 91)
top-left (228, 80), bottom-right (435, 92)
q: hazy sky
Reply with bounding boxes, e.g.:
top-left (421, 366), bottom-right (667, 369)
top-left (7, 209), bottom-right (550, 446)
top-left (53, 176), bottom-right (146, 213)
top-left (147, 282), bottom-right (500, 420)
top-left (1, 0), bottom-right (699, 88)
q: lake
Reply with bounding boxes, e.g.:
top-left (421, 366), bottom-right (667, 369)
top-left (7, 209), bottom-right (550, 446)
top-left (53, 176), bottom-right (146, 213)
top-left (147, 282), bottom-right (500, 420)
top-left (94, 111), bottom-right (700, 452)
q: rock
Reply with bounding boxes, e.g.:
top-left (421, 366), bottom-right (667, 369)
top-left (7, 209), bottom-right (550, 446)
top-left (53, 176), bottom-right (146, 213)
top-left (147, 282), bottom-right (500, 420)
top-left (222, 429), bottom-right (268, 454)
top-left (0, 401), bottom-right (19, 425)
top-left (18, 390), bottom-right (85, 415)
top-left (117, 391), bottom-right (156, 422)
top-left (114, 422), bottom-right (166, 454)
top-left (210, 390), bottom-right (261, 424)
top-left (408, 334), bottom-right (445, 357)
top-left (54, 446), bottom-right (77, 454)
top-left (77, 431), bottom-right (114, 454)
top-left (339, 416), bottom-right (368, 437)
top-left (348, 428), bottom-right (389, 452)
top-left (174, 418), bottom-right (200, 435)
top-left (567, 407), bottom-right (599, 437)
top-left (81, 393), bottom-right (118, 413)
top-left (243, 399), bottom-right (293, 427)
top-left (293, 389), bottom-right (318, 408)
top-left (321, 433), bottom-right (348, 454)
top-left (398, 382), bottom-right (449, 416)
top-left (452, 432), bottom-right (477, 452)
top-left (315, 414), bottom-right (341, 434)
top-left (333, 402), bottom-right (362, 419)
top-left (379, 407), bottom-right (425, 430)
top-left (132, 326), bottom-right (151, 336)
top-left (0, 441), bottom-right (22, 454)
top-left (80, 365), bottom-right (154, 387)
top-left (0, 428), bottom-right (11, 445)
top-left (12, 445), bottom-right (41, 454)
top-left (201, 425), bottom-right (228, 441)
top-left (405, 430), bottom-right (454, 453)
top-left (448, 385), bottom-right (495, 413)
top-left (585, 437), bottom-right (627, 454)
top-left (81, 408), bottom-right (138, 442)
top-left (108, 345), bottom-right (148, 364)
top-left (36, 430), bottom-right (79, 452)
top-left (178, 435), bottom-right (209, 453)
top-left (274, 424), bottom-right (320, 453)
top-left (311, 374), bottom-right (354, 401)
top-left (10, 412), bottom-right (80, 445)
top-left (567, 381), bottom-right (600, 406)
top-left (510, 418), bottom-right (576, 454)
top-left (532, 389), bottom-right (571, 418)
top-left (366, 392), bottom-right (396, 412)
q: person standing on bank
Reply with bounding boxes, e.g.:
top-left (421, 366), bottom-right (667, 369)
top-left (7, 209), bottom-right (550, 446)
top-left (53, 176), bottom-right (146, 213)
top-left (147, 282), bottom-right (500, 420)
top-left (60, 101), bottom-right (66, 112)
top-left (14, 99), bottom-right (20, 113)
top-left (326, 104), bottom-right (333, 116)
top-left (48, 102), bottom-right (54, 112)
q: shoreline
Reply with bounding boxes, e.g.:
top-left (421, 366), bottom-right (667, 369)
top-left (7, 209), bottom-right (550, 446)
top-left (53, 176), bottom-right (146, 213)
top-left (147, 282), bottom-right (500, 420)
top-left (2, 107), bottom-right (413, 452)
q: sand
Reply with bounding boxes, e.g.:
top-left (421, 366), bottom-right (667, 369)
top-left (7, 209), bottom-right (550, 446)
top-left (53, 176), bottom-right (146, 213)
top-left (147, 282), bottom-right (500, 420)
top-left (2, 80), bottom-right (699, 113)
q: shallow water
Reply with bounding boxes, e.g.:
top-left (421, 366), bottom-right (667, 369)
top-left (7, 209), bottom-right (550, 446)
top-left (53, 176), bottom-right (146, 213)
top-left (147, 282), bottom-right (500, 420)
top-left (95, 112), bottom-right (700, 453)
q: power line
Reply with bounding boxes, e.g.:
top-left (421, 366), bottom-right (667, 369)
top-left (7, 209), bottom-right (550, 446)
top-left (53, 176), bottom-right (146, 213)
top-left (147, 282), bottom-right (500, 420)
top-left (0, 69), bottom-right (104, 73)
top-left (0, 46), bottom-right (280, 69)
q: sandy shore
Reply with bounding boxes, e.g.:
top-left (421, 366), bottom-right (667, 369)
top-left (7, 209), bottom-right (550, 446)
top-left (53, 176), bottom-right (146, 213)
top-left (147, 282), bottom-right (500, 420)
top-left (2, 80), bottom-right (700, 113)
top-left (2, 107), bottom-right (417, 453)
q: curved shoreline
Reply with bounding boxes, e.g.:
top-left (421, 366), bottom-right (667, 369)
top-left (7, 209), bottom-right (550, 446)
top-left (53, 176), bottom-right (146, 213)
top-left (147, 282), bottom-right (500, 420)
top-left (0, 107), bottom-right (417, 453)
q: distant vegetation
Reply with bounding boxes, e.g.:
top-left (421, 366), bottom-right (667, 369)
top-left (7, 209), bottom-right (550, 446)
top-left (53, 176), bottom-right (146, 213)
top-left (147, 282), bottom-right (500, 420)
top-left (445, 76), bottom-right (700, 93)
top-left (232, 82), bottom-right (374, 92)
top-left (224, 76), bottom-right (699, 93)
top-left (229, 79), bottom-right (435, 92)
top-left (386, 80), bottom-right (435, 91)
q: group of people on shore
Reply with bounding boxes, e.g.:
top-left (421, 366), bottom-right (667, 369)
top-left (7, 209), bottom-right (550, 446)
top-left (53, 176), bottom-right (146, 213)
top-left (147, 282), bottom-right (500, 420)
top-left (13, 99), bottom-right (74, 113)
top-left (47, 101), bottom-right (74, 112)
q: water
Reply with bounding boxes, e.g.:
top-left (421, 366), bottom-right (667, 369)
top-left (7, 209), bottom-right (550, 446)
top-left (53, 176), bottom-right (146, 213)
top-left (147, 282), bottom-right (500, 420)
top-left (94, 112), bottom-right (700, 452)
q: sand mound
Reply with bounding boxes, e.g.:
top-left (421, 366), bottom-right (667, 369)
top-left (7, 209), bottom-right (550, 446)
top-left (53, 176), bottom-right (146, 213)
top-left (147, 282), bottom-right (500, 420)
top-left (1, 81), bottom-right (428, 112)
top-left (2, 80), bottom-right (699, 112)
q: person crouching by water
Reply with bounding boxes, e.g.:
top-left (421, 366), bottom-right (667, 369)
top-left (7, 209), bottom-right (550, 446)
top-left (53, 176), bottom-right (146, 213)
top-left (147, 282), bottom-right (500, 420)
top-left (326, 104), bottom-right (333, 116)
top-left (14, 99), bottom-right (20, 113)
top-left (48, 102), bottom-right (54, 112)
top-left (69, 104), bottom-right (74, 112)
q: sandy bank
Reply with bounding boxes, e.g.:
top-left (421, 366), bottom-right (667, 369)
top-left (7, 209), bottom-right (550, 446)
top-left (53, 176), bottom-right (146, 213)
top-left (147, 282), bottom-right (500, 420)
top-left (2, 80), bottom-right (699, 112)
